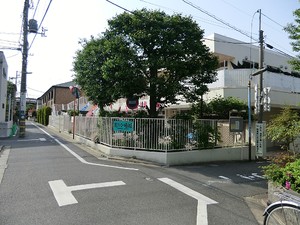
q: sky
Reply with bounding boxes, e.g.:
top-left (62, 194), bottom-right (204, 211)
top-left (0, 0), bottom-right (299, 99)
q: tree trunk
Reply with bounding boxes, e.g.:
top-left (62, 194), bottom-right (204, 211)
top-left (148, 67), bottom-right (158, 118)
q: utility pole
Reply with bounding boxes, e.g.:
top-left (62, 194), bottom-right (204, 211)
top-left (258, 9), bottom-right (264, 123)
top-left (19, 0), bottom-right (29, 137)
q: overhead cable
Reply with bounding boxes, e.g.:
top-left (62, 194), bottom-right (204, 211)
top-left (29, 0), bottom-right (53, 50)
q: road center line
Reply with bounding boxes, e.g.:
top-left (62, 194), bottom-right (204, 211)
top-left (33, 123), bottom-right (139, 171)
top-left (158, 178), bottom-right (218, 225)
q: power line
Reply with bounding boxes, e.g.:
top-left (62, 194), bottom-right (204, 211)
top-left (32, 0), bottom-right (41, 19)
top-left (0, 39), bottom-right (20, 44)
top-left (139, 0), bottom-right (232, 31)
top-left (203, 37), bottom-right (258, 45)
top-left (29, 0), bottom-right (53, 50)
top-left (27, 86), bottom-right (44, 93)
top-left (0, 46), bottom-right (21, 51)
top-left (182, 0), bottom-right (295, 60)
top-left (0, 32), bottom-right (21, 35)
top-left (106, 0), bottom-right (133, 14)
top-left (182, 0), bottom-right (257, 41)
top-left (262, 12), bottom-right (284, 29)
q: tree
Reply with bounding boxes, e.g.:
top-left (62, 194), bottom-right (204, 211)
top-left (267, 107), bottom-right (300, 151)
top-left (73, 9), bottom-right (218, 117)
top-left (192, 96), bottom-right (248, 119)
top-left (285, 8), bottom-right (300, 71)
top-left (73, 37), bottom-right (116, 112)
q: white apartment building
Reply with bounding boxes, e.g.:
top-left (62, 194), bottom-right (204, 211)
top-left (0, 51), bottom-right (8, 123)
top-left (203, 33), bottom-right (299, 121)
top-left (0, 51), bottom-right (12, 137)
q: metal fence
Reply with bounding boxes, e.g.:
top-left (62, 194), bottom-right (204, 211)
top-left (49, 116), bottom-right (247, 152)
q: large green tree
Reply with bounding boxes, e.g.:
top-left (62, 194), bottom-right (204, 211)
top-left (267, 107), bottom-right (300, 151)
top-left (73, 37), bottom-right (115, 111)
top-left (285, 8), bottom-right (300, 71)
top-left (73, 9), bottom-right (218, 117)
top-left (192, 96), bottom-right (248, 119)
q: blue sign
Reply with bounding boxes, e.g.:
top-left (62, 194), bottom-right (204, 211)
top-left (187, 133), bottom-right (194, 139)
top-left (113, 120), bottom-right (134, 132)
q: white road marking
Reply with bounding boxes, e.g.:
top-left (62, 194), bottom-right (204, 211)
top-left (17, 138), bottom-right (46, 142)
top-left (252, 173), bottom-right (265, 179)
top-left (236, 174), bottom-right (254, 180)
top-left (33, 123), bottom-right (139, 171)
top-left (207, 180), bottom-right (230, 184)
top-left (49, 179), bottom-right (126, 207)
top-left (218, 176), bottom-right (231, 180)
top-left (158, 178), bottom-right (218, 225)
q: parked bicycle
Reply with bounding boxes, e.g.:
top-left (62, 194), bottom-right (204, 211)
top-left (263, 191), bottom-right (300, 225)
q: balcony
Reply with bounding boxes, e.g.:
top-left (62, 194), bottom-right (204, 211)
top-left (206, 68), bottom-right (300, 108)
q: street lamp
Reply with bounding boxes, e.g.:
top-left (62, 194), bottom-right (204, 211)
top-left (248, 67), bottom-right (267, 161)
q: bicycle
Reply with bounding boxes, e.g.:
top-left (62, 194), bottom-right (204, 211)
top-left (263, 191), bottom-right (300, 225)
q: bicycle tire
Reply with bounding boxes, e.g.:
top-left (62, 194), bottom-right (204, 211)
top-left (263, 201), bottom-right (300, 225)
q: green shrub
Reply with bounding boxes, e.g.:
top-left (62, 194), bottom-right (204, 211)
top-left (36, 106), bottom-right (52, 125)
top-left (262, 151), bottom-right (300, 193)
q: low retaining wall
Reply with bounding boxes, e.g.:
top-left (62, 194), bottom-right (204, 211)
top-left (73, 131), bottom-right (255, 165)
top-left (0, 121), bottom-right (12, 138)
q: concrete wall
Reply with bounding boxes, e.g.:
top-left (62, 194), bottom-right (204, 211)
top-left (69, 129), bottom-right (255, 165)
top-left (204, 33), bottom-right (292, 72)
top-left (0, 121), bottom-right (12, 138)
top-left (0, 52), bottom-right (8, 123)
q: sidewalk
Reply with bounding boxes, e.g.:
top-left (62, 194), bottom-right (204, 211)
top-left (0, 145), bottom-right (10, 184)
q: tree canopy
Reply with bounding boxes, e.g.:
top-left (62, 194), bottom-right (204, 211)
top-left (192, 96), bottom-right (248, 119)
top-left (285, 8), bottom-right (300, 71)
top-left (267, 107), bottom-right (300, 151)
top-left (73, 9), bottom-right (218, 117)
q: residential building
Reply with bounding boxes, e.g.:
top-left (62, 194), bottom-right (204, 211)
top-left (37, 81), bottom-right (78, 115)
top-left (0, 51), bottom-right (12, 137)
top-left (203, 33), bottom-right (298, 121)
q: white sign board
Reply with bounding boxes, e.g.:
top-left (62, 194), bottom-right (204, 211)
top-left (256, 122), bottom-right (266, 157)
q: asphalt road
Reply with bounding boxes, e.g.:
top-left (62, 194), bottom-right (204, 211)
top-left (0, 122), bottom-right (268, 225)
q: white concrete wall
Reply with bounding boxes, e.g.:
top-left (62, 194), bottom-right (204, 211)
top-left (205, 33), bottom-right (292, 72)
top-left (70, 130), bottom-right (255, 165)
top-left (0, 52), bottom-right (8, 123)
top-left (0, 121), bottom-right (12, 138)
top-left (205, 68), bottom-right (300, 108)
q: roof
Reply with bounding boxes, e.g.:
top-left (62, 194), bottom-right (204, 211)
top-left (54, 81), bottom-right (76, 88)
top-left (37, 80), bottom-right (77, 99)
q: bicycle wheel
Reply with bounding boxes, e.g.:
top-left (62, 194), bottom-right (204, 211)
top-left (263, 201), bottom-right (300, 225)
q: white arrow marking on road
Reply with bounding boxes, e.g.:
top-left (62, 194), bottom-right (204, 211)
top-left (49, 179), bottom-right (126, 207)
top-left (158, 178), bottom-right (218, 225)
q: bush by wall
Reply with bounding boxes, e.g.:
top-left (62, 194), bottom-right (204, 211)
top-left (37, 106), bottom-right (52, 126)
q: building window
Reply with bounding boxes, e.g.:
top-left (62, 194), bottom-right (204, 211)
top-left (3, 68), bottom-right (6, 78)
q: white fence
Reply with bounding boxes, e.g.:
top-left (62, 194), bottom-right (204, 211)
top-left (49, 115), bottom-right (247, 152)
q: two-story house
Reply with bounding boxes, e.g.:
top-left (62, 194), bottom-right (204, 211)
top-left (37, 81), bottom-right (78, 115)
